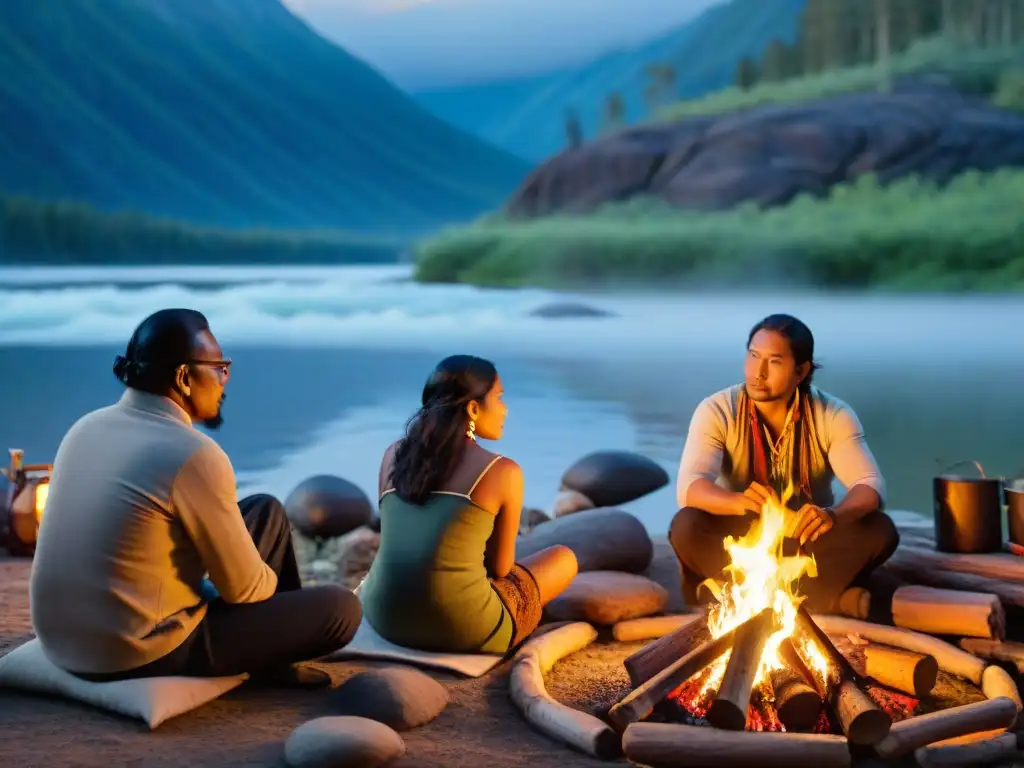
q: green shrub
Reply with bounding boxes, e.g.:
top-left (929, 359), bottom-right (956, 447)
top-left (413, 170), bottom-right (1024, 291)
top-left (994, 70), bottom-right (1024, 112)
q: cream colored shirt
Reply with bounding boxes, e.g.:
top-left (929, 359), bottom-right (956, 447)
top-left (30, 389), bottom-right (277, 674)
top-left (676, 385), bottom-right (886, 509)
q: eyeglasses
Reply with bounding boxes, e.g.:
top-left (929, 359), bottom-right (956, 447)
top-left (188, 359), bottom-right (232, 378)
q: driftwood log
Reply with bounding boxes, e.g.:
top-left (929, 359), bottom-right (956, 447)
top-left (707, 608), bottom-right (777, 730)
top-left (508, 622), bottom-right (621, 759)
top-left (891, 544), bottom-right (1024, 583)
top-left (874, 696), bottom-right (1019, 759)
top-left (612, 613), bottom-right (698, 643)
top-left (960, 638), bottom-right (1024, 673)
top-left (863, 644), bottom-right (938, 698)
top-left (622, 607), bottom-right (711, 687)
top-left (621, 722), bottom-right (852, 768)
top-left (811, 615), bottom-right (986, 685)
top-left (891, 585), bottom-right (1005, 640)
top-left (914, 731), bottom-right (1020, 768)
top-left (795, 608), bottom-right (891, 746)
top-left (884, 551), bottom-right (1024, 608)
top-left (607, 609), bottom-right (764, 730)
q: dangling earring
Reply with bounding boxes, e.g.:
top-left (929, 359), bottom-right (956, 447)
top-left (466, 419), bottom-right (476, 441)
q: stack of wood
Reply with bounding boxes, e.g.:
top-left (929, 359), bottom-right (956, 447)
top-left (607, 607), bottom-right (1023, 768)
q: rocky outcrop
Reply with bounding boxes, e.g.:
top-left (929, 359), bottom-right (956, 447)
top-left (505, 79), bottom-right (1024, 218)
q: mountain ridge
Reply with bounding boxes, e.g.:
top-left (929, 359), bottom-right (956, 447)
top-left (0, 0), bottom-right (529, 232)
top-left (415, 0), bottom-right (808, 161)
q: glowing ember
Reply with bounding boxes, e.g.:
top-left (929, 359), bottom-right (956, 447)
top-left (680, 482), bottom-right (835, 723)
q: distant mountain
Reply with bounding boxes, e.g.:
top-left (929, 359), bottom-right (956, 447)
top-left (0, 0), bottom-right (529, 232)
top-left (414, 0), bottom-right (808, 161)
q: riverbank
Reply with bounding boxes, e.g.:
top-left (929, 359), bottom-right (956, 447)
top-left (0, 542), bottom-right (686, 768)
top-left (414, 170), bottom-right (1024, 290)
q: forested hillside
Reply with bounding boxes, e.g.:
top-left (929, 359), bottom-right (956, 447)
top-left (0, 0), bottom-right (528, 232)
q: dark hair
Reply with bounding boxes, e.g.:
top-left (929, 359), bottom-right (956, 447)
top-left (390, 355), bottom-right (498, 505)
top-left (747, 313), bottom-right (821, 394)
top-left (113, 308), bottom-right (211, 394)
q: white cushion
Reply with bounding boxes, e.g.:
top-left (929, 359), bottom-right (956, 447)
top-left (0, 639), bottom-right (247, 728)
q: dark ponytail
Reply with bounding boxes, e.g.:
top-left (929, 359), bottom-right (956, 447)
top-left (391, 355), bottom-right (498, 505)
top-left (747, 314), bottom-right (821, 394)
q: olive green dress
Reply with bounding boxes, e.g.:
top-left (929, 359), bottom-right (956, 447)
top-left (360, 488), bottom-right (514, 653)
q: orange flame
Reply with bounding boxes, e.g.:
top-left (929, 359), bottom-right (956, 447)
top-left (693, 480), bottom-right (834, 713)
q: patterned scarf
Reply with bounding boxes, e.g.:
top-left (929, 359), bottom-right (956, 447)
top-left (738, 387), bottom-right (818, 505)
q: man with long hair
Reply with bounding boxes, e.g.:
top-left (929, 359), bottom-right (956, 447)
top-left (669, 314), bottom-right (899, 617)
top-left (31, 309), bottom-right (360, 686)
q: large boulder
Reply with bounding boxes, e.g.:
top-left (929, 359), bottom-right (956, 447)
top-left (505, 82), bottom-right (1024, 219)
top-left (285, 475), bottom-right (373, 540)
top-left (284, 716), bottom-right (405, 768)
top-left (546, 571), bottom-right (669, 625)
top-left (516, 507), bottom-right (653, 573)
top-left (561, 450), bottom-right (669, 509)
top-left (331, 667), bottom-right (449, 731)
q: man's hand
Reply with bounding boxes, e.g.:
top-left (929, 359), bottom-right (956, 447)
top-left (789, 504), bottom-right (836, 546)
top-left (731, 482), bottom-right (775, 516)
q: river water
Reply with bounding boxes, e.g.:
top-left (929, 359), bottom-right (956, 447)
top-left (0, 264), bottom-right (1020, 534)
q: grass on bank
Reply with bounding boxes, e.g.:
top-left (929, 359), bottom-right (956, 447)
top-left (655, 38), bottom-right (1024, 121)
top-left (0, 196), bottom-right (403, 265)
top-left (414, 170), bottom-right (1024, 291)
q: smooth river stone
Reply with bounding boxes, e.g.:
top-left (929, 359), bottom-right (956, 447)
top-left (284, 716), bottom-right (405, 768)
top-left (545, 571), bottom-right (670, 625)
top-left (331, 667), bottom-right (449, 731)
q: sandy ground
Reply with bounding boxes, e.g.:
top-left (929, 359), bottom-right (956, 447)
top-left (0, 543), bottom-right (686, 768)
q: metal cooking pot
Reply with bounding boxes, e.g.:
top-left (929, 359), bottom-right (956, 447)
top-left (933, 460), bottom-right (1004, 554)
top-left (1005, 478), bottom-right (1024, 547)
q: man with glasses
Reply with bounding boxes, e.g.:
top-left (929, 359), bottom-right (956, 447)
top-left (30, 309), bottom-right (361, 687)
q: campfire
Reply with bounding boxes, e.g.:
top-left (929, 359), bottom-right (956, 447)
top-left (608, 485), bottom-right (894, 745)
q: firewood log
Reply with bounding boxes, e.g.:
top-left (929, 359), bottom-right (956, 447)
top-left (892, 544), bottom-right (1024, 583)
top-left (891, 585), bottom-right (1005, 640)
top-left (960, 638), bottom-right (1024, 669)
top-left (771, 669), bottom-right (822, 732)
top-left (873, 696), bottom-right (1019, 759)
top-left (707, 608), bottom-right (778, 730)
top-left (612, 613), bottom-right (698, 643)
top-left (621, 722), bottom-right (852, 768)
top-left (608, 608), bottom-right (767, 730)
top-left (884, 552), bottom-right (1024, 608)
top-left (811, 615), bottom-right (986, 685)
top-left (622, 606), bottom-right (711, 687)
top-left (914, 731), bottom-right (1019, 768)
top-left (863, 644), bottom-right (939, 698)
top-left (508, 622), bottom-right (621, 759)
top-left (980, 665), bottom-right (1023, 716)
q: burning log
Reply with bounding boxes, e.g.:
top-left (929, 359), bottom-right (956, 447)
top-left (612, 613), bottom-right (698, 643)
top-left (621, 606), bottom-right (711, 687)
top-left (794, 607), bottom-right (891, 746)
top-left (812, 615), bottom-right (986, 685)
top-left (873, 696), bottom-right (1019, 759)
top-left (707, 608), bottom-right (778, 730)
top-left (891, 585), bottom-right (1005, 640)
top-left (770, 638), bottom-right (823, 732)
top-left (914, 731), bottom-right (1020, 768)
top-left (608, 608), bottom-right (768, 730)
top-left (863, 644), bottom-right (938, 698)
top-left (508, 622), bottom-right (621, 759)
top-left (621, 722), bottom-right (852, 768)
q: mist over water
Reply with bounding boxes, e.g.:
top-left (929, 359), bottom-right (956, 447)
top-left (1, 264), bottom-right (1021, 531)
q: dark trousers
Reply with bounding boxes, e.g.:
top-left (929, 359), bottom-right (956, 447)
top-left (668, 506), bottom-right (900, 614)
top-left (80, 494), bottom-right (361, 681)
